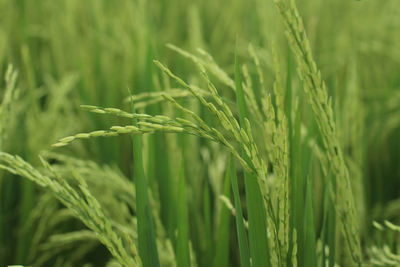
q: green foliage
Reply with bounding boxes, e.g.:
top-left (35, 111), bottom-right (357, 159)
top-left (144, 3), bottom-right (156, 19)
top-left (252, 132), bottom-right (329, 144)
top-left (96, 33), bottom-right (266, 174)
top-left (212, 162), bottom-right (231, 267)
top-left (274, 0), bottom-right (362, 264)
top-left (229, 156), bottom-right (251, 267)
top-left (234, 48), bottom-right (271, 267)
top-left (177, 164), bottom-right (190, 267)
top-left (1, 0), bottom-right (400, 266)
top-left (129, 96), bottom-right (160, 267)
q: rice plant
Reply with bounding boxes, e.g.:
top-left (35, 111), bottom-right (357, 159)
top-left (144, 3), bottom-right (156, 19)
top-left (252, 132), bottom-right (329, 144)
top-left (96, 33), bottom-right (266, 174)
top-left (1, 0), bottom-right (400, 266)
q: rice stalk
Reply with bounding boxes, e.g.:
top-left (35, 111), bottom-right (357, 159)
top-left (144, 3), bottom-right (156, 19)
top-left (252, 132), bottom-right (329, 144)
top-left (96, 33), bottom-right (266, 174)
top-left (0, 152), bottom-right (139, 266)
top-left (274, 0), bottom-right (362, 263)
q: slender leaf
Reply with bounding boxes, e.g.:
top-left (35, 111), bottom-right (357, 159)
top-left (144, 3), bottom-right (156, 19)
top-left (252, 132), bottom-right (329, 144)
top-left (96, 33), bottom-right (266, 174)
top-left (213, 159), bottom-right (232, 267)
top-left (303, 176), bottom-right (318, 267)
top-left (203, 181), bottom-right (213, 265)
top-left (229, 155), bottom-right (250, 267)
top-left (235, 47), bottom-right (270, 267)
top-left (129, 92), bottom-right (160, 267)
top-left (177, 163), bottom-right (191, 267)
top-left (291, 101), bottom-right (304, 266)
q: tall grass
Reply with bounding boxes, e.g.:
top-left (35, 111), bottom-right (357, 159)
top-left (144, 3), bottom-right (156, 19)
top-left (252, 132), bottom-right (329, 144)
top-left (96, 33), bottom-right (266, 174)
top-left (1, 0), bottom-right (400, 266)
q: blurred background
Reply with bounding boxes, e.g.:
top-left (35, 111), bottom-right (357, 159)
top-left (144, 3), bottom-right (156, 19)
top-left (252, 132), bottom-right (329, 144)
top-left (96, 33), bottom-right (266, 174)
top-left (0, 0), bottom-right (399, 266)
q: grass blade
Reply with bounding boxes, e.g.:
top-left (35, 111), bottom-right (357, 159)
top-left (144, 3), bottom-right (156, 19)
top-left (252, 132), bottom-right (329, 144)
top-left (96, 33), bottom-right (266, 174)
top-left (129, 91), bottom-right (160, 267)
top-left (303, 175), bottom-right (318, 267)
top-left (234, 47), bottom-right (270, 267)
top-left (144, 46), bottom-right (178, 244)
top-left (291, 102), bottom-right (304, 265)
top-left (229, 155), bottom-right (250, 267)
top-left (203, 181), bottom-right (213, 265)
top-left (320, 171), bottom-right (336, 267)
top-left (213, 159), bottom-right (232, 267)
top-left (177, 163), bottom-right (191, 267)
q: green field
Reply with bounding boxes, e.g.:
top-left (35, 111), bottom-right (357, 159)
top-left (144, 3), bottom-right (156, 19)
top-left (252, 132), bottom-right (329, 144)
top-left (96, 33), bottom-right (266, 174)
top-left (1, 0), bottom-right (400, 266)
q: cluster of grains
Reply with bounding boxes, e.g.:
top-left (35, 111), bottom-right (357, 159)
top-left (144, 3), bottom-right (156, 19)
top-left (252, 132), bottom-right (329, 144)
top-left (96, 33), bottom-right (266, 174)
top-left (0, 152), bottom-right (139, 266)
top-left (369, 221), bottom-right (400, 265)
top-left (274, 0), bottom-right (361, 264)
top-left (0, 65), bottom-right (18, 150)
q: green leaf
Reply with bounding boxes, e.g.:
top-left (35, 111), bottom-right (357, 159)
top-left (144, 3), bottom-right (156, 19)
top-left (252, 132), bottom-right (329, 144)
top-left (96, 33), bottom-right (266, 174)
top-left (303, 176), bottom-right (318, 267)
top-left (177, 163), bottom-right (191, 267)
top-left (129, 91), bottom-right (160, 267)
top-left (203, 181), bottom-right (213, 265)
top-left (235, 47), bottom-right (270, 267)
top-left (229, 155), bottom-right (250, 267)
top-left (326, 173), bottom-right (336, 267)
top-left (213, 159), bottom-right (232, 267)
top-left (320, 172), bottom-right (336, 267)
top-left (144, 46), bottom-right (177, 244)
top-left (286, 48), bottom-right (296, 267)
top-left (291, 101), bottom-right (304, 266)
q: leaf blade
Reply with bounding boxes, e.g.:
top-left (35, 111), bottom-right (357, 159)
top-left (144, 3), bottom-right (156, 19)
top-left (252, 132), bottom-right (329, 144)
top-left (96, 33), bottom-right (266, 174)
top-left (129, 91), bottom-right (160, 267)
top-left (234, 49), bottom-right (271, 267)
top-left (229, 156), bottom-right (251, 267)
top-left (213, 158), bottom-right (232, 267)
top-left (177, 163), bottom-right (191, 267)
